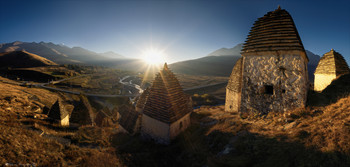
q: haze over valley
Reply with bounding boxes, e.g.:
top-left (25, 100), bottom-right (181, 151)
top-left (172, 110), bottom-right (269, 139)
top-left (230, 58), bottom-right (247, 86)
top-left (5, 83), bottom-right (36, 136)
top-left (0, 41), bottom-right (321, 79)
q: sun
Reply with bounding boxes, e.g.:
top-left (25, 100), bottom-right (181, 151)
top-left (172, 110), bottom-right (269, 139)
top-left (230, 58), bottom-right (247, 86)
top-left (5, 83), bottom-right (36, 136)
top-left (142, 48), bottom-right (165, 65)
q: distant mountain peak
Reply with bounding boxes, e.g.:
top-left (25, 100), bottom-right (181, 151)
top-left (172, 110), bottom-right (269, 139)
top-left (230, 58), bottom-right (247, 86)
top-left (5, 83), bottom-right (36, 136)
top-left (12, 41), bottom-right (23, 45)
top-left (100, 51), bottom-right (124, 59)
top-left (104, 51), bottom-right (116, 54)
top-left (207, 43), bottom-right (243, 57)
top-left (72, 46), bottom-right (84, 50)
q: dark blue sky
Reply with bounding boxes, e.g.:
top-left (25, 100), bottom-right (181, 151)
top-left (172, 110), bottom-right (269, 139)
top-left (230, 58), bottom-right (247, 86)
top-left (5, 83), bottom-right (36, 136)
top-left (1, 0), bottom-right (349, 63)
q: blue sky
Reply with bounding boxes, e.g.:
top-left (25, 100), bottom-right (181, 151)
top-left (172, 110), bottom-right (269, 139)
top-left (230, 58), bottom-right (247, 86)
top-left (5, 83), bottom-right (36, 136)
top-left (0, 0), bottom-right (349, 63)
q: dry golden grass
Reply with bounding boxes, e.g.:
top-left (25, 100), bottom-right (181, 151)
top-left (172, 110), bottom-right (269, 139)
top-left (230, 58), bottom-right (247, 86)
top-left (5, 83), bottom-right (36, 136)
top-left (0, 124), bottom-right (122, 166)
top-left (0, 50), bottom-right (57, 68)
top-left (0, 80), bottom-right (125, 166)
top-left (0, 76), bottom-right (20, 84)
top-left (0, 77), bottom-right (58, 107)
top-left (54, 71), bottom-right (123, 95)
top-left (1, 75), bottom-right (349, 166)
top-left (72, 126), bottom-right (115, 147)
top-left (186, 96), bottom-right (350, 166)
top-left (175, 74), bottom-right (228, 100)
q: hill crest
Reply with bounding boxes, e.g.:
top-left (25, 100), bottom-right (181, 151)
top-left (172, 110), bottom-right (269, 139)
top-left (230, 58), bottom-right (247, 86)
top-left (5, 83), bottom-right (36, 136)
top-left (0, 50), bottom-right (57, 68)
top-left (0, 41), bottom-right (124, 64)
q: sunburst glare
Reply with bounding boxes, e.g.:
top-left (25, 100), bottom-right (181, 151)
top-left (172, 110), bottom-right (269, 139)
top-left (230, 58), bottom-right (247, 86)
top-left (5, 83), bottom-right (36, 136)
top-left (142, 48), bottom-right (166, 65)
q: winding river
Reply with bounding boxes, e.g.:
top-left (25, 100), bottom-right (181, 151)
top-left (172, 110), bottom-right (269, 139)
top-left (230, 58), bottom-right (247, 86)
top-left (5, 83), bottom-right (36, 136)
top-left (119, 75), bottom-right (144, 94)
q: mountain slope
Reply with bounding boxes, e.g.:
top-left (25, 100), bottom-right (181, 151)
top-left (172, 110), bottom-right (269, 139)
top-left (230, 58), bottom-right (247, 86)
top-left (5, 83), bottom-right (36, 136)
top-left (170, 55), bottom-right (241, 76)
top-left (0, 50), bottom-right (57, 68)
top-left (169, 44), bottom-right (242, 76)
top-left (170, 44), bottom-right (320, 79)
top-left (0, 41), bottom-right (123, 64)
top-left (207, 43), bottom-right (243, 57)
top-left (0, 41), bottom-right (321, 79)
top-left (100, 51), bottom-right (124, 59)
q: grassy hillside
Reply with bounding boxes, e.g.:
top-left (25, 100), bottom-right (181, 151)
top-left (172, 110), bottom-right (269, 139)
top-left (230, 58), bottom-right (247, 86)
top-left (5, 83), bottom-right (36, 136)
top-left (308, 73), bottom-right (350, 106)
top-left (0, 78), bottom-right (123, 166)
top-left (0, 73), bottom-right (348, 167)
top-left (0, 51), bottom-right (57, 68)
top-left (170, 55), bottom-right (241, 76)
top-left (96, 94), bottom-right (350, 166)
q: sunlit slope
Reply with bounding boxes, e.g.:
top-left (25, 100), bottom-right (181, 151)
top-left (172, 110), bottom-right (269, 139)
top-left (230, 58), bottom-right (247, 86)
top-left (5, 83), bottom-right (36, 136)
top-left (0, 50), bottom-right (57, 68)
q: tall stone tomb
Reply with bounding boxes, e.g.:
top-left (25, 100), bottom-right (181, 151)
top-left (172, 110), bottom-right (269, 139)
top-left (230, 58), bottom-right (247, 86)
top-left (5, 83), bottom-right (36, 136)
top-left (226, 6), bottom-right (309, 113)
top-left (314, 49), bottom-right (350, 92)
top-left (140, 63), bottom-right (193, 144)
top-left (47, 99), bottom-right (69, 127)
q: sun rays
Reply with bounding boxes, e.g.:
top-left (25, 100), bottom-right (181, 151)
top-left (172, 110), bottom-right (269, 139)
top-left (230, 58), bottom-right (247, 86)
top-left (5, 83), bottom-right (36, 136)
top-left (134, 47), bottom-right (168, 88)
top-left (141, 48), bottom-right (166, 65)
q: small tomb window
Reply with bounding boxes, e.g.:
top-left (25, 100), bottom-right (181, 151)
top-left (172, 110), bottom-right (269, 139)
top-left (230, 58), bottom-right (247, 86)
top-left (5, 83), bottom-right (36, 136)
top-left (179, 122), bottom-right (183, 129)
top-left (264, 85), bottom-right (274, 95)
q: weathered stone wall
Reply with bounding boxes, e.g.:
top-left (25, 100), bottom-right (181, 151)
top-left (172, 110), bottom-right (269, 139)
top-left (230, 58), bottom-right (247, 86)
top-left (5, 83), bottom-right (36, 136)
top-left (225, 58), bottom-right (243, 112)
top-left (60, 115), bottom-right (69, 127)
top-left (135, 107), bottom-right (143, 113)
top-left (169, 113), bottom-right (191, 139)
top-left (119, 126), bottom-right (129, 134)
top-left (141, 114), bottom-right (170, 144)
top-left (314, 74), bottom-right (336, 92)
top-left (241, 54), bottom-right (308, 113)
top-left (225, 89), bottom-right (241, 112)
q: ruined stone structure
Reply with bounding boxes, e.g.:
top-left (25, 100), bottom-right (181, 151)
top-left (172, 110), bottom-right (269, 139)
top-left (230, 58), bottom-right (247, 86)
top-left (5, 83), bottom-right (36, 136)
top-left (70, 95), bottom-right (94, 127)
top-left (314, 49), bottom-right (350, 92)
top-left (226, 6), bottom-right (309, 113)
top-left (139, 63), bottom-right (193, 144)
top-left (225, 58), bottom-right (243, 112)
top-left (95, 108), bottom-right (114, 127)
top-left (47, 99), bottom-right (69, 126)
top-left (135, 87), bottom-right (149, 113)
top-left (118, 105), bottom-right (141, 134)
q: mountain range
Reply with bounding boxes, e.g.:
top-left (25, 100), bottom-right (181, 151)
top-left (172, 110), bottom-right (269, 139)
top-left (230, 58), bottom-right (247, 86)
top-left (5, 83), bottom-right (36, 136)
top-left (170, 44), bottom-right (321, 81)
top-left (0, 41), bottom-right (320, 80)
top-left (0, 41), bottom-right (123, 64)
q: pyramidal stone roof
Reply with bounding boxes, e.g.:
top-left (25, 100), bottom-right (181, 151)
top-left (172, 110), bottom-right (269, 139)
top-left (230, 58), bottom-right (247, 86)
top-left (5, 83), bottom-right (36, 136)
top-left (135, 87), bottom-right (149, 109)
top-left (118, 105), bottom-right (140, 134)
top-left (70, 95), bottom-right (94, 126)
top-left (95, 108), bottom-right (114, 127)
top-left (242, 6), bottom-right (306, 56)
top-left (314, 49), bottom-right (350, 75)
top-left (47, 99), bottom-right (69, 121)
top-left (143, 63), bottom-right (192, 124)
top-left (226, 58), bottom-right (243, 92)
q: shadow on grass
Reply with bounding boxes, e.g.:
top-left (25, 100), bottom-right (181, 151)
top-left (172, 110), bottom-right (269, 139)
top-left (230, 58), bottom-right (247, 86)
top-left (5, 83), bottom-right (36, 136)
top-left (211, 132), bottom-right (350, 167)
top-left (307, 74), bottom-right (350, 107)
top-left (111, 123), bottom-right (350, 167)
top-left (21, 118), bottom-right (78, 132)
